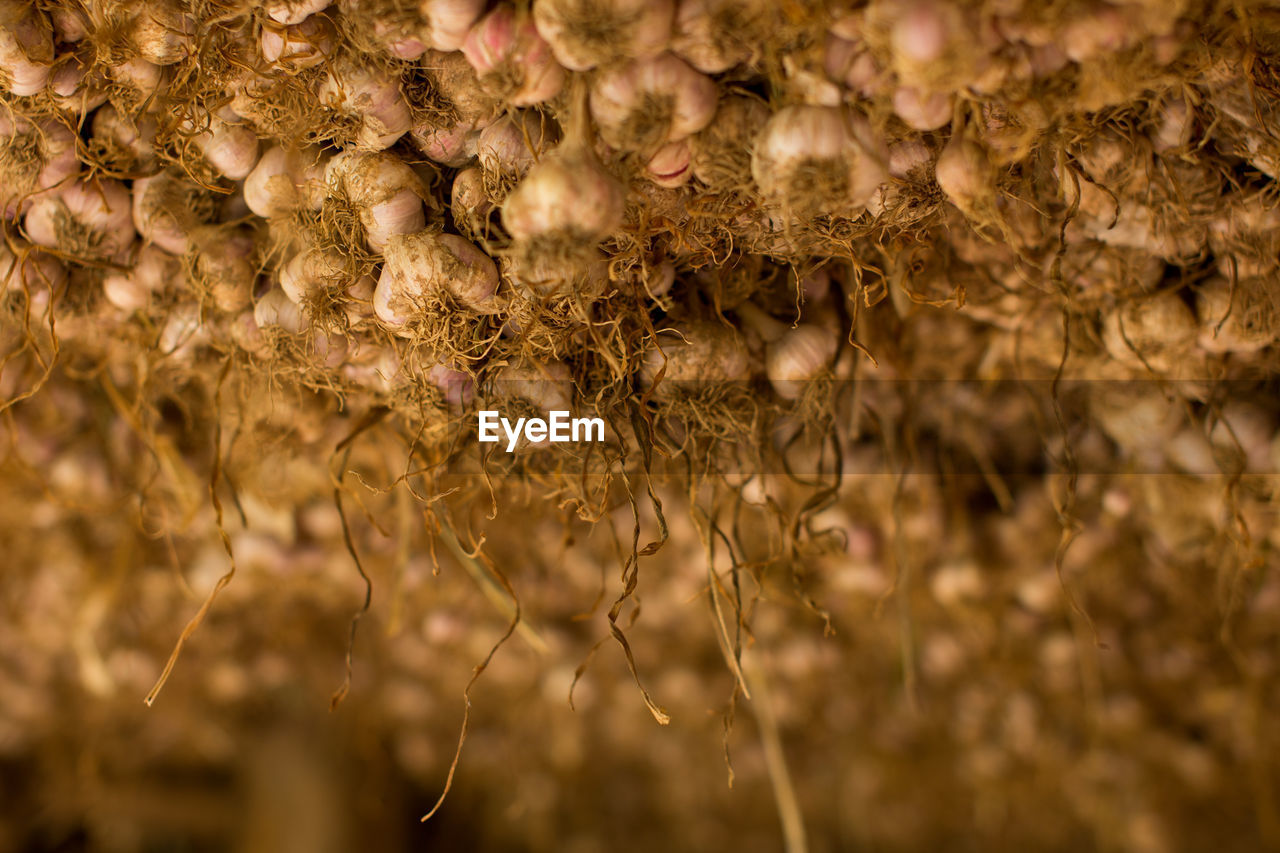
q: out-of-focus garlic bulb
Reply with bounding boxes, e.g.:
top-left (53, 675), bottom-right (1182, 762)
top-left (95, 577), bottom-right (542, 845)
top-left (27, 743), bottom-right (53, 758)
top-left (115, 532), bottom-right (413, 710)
top-left (589, 53), bottom-right (717, 153)
top-left (645, 139), bottom-right (692, 188)
top-left (766, 324), bottom-right (839, 400)
top-left (670, 0), bottom-right (761, 73)
top-left (502, 145), bottom-right (625, 248)
top-left (477, 111), bottom-right (560, 199)
top-left (102, 245), bottom-right (179, 312)
top-left (751, 105), bottom-right (887, 217)
top-left (639, 319), bottom-right (751, 392)
top-left (462, 6), bottom-right (565, 106)
top-left (186, 225), bottom-right (258, 313)
top-left (533, 0), bottom-right (674, 71)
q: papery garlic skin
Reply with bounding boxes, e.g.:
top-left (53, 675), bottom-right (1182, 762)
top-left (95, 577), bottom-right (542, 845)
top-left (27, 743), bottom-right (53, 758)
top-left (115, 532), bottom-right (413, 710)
top-left (254, 286), bottom-right (306, 334)
top-left (25, 180), bottom-right (136, 261)
top-left (639, 320), bottom-right (751, 391)
top-left (244, 145), bottom-right (327, 219)
top-left (189, 111), bottom-right (261, 181)
top-left (261, 15), bottom-right (336, 69)
top-left (589, 53), bottom-right (717, 152)
top-left (129, 0), bottom-right (195, 66)
top-left (767, 324), bottom-right (838, 400)
top-left (533, 0), bottom-right (674, 71)
top-left (502, 148), bottom-right (625, 245)
top-left (423, 0), bottom-right (488, 51)
top-left (102, 245), bottom-right (179, 312)
top-left (751, 105), bottom-right (887, 216)
top-left (375, 231), bottom-right (500, 334)
top-left (670, 0), bottom-right (759, 74)
top-left (266, 0), bottom-right (333, 26)
top-left (462, 6), bottom-right (565, 107)
top-left (317, 65), bottom-right (412, 151)
top-left (0, 0), bottom-right (54, 97)
top-left (325, 150), bottom-right (427, 253)
top-left (645, 139), bottom-right (692, 187)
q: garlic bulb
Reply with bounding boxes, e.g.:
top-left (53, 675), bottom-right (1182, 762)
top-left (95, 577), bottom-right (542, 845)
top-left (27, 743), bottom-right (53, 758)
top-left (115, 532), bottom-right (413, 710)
top-left (645, 139), bottom-right (692, 188)
top-left (462, 6), bottom-right (565, 107)
top-left (639, 320), bottom-right (751, 392)
top-left (102, 245), bottom-right (179, 313)
top-left (1195, 276), bottom-right (1279, 355)
top-left (0, 115), bottom-right (78, 217)
top-left (751, 105), bottom-right (887, 217)
top-left (243, 145), bottom-right (327, 219)
top-left (0, 0), bottom-right (54, 96)
top-left (892, 85), bottom-right (952, 131)
top-left (375, 230), bottom-right (500, 333)
top-left (422, 0), bottom-right (487, 50)
top-left (89, 105), bottom-right (159, 174)
top-left (589, 52), bottom-right (717, 152)
top-left (127, 0), bottom-right (195, 65)
top-left (279, 245), bottom-right (348, 305)
top-left (186, 225), bottom-right (258, 313)
top-left (261, 15), bottom-right (336, 69)
top-left (325, 150), bottom-right (427, 253)
top-left (533, 0), bottom-right (674, 71)
top-left (477, 111), bottom-right (560, 199)
top-left (253, 286), bottom-right (306, 334)
top-left (131, 169), bottom-right (218, 255)
top-left (670, 0), bottom-right (760, 74)
top-left (317, 63), bottom-right (412, 151)
top-left (451, 166), bottom-right (493, 240)
top-left (25, 179), bottom-right (136, 261)
top-left (502, 146), bottom-right (625, 246)
top-left (766, 324), bottom-right (838, 400)
top-left (265, 0), bottom-right (333, 26)
top-left (1101, 290), bottom-right (1198, 372)
top-left (188, 109), bottom-right (261, 181)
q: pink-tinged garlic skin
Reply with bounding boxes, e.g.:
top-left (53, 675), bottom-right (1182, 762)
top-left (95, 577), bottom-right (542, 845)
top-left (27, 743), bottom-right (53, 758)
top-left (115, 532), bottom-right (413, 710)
top-left (50, 6), bottom-right (87, 42)
top-left (502, 148), bottom-right (625, 244)
top-left (49, 53), bottom-right (108, 112)
top-left (317, 65), bottom-right (412, 151)
top-left (102, 245), bottom-right (178, 312)
top-left (410, 120), bottom-right (480, 167)
top-left (267, 0), bottom-right (333, 26)
top-left (751, 105), bottom-right (888, 215)
top-left (132, 172), bottom-right (210, 255)
top-left (260, 15), bottom-right (335, 69)
top-left (130, 0), bottom-right (195, 66)
top-left (423, 0), bottom-right (487, 51)
top-left (892, 85), bottom-right (952, 131)
top-left (376, 231), bottom-right (500, 331)
top-left (0, 0), bottom-right (54, 96)
top-left (190, 114), bottom-right (261, 181)
top-left (0, 116), bottom-right (79, 217)
top-left (533, 0), bottom-right (674, 71)
top-left (243, 145), bottom-right (327, 219)
top-left (325, 150), bottom-right (426, 253)
top-left (477, 112), bottom-right (560, 188)
top-left (90, 105), bottom-right (159, 173)
top-left (767, 324), bottom-right (838, 400)
top-left (589, 53), bottom-right (717, 152)
top-left (670, 0), bottom-right (757, 73)
top-left (462, 6), bottom-right (566, 106)
top-left (425, 362), bottom-right (475, 408)
top-left (645, 139), bottom-right (692, 187)
top-left (25, 179), bottom-right (136, 261)
top-left (253, 286), bottom-right (305, 334)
